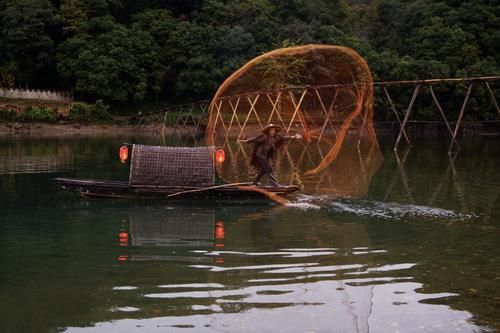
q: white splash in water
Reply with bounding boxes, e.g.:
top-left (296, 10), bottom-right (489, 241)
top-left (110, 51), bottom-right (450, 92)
top-left (286, 202), bottom-right (321, 210)
top-left (293, 194), bottom-right (474, 220)
top-left (329, 200), bottom-right (474, 220)
top-left (286, 194), bottom-right (324, 210)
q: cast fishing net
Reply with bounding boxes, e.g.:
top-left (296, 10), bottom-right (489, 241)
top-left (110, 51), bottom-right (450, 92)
top-left (206, 44), bottom-right (383, 197)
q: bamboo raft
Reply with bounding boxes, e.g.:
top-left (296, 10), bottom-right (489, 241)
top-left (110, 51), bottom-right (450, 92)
top-left (54, 144), bottom-right (299, 200)
top-left (54, 177), bottom-right (299, 198)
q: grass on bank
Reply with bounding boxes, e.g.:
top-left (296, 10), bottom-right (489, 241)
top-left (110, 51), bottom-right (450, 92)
top-left (0, 98), bottom-right (207, 126)
top-left (0, 99), bottom-right (113, 123)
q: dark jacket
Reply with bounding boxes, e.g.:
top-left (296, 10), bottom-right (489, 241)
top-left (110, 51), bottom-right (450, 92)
top-left (247, 133), bottom-right (294, 167)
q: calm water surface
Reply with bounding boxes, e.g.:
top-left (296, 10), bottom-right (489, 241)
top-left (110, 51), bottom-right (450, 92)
top-left (0, 135), bottom-right (499, 333)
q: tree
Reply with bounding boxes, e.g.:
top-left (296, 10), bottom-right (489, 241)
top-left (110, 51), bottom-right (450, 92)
top-left (57, 18), bottom-right (163, 102)
top-left (0, 0), bottom-right (57, 86)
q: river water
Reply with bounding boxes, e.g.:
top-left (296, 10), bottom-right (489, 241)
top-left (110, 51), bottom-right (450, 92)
top-left (0, 135), bottom-right (499, 333)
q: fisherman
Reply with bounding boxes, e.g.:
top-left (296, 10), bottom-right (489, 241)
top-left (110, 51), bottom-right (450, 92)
top-left (238, 124), bottom-right (302, 187)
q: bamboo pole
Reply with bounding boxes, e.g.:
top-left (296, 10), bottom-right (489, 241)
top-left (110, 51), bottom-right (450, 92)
top-left (166, 182), bottom-right (290, 205)
top-left (317, 88), bottom-right (339, 143)
top-left (207, 76), bottom-right (500, 102)
top-left (375, 76), bottom-right (500, 87)
top-left (227, 96), bottom-right (242, 133)
top-left (383, 87), bottom-right (411, 145)
top-left (394, 84), bottom-right (421, 152)
top-left (384, 146), bottom-right (410, 201)
top-left (287, 89), bottom-right (308, 133)
top-left (483, 81), bottom-right (500, 117)
top-left (267, 92), bottom-right (286, 128)
top-left (429, 86), bottom-right (459, 149)
top-left (166, 182), bottom-right (253, 198)
top-left (448, 83), bottom-right (474, 154)
top-left (181, 104), bottom-right (195, 127)
top-left (315, 88), bottom-right (336, 140)
top-left (394, 148), bottom-right (415, 203)
top-left (247, 95), bottom-right (265, 129)
top-left (238, 94), bottom-right (260, 138)
top-left (161, 111), bottom-right (168, 137)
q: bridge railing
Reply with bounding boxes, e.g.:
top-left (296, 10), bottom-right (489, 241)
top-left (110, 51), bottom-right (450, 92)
top-left (0, 88), bottom-right (73, 104)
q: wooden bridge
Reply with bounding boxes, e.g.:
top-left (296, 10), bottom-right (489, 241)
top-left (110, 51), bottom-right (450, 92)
top-left (137, 75), bottom-right (500, 153)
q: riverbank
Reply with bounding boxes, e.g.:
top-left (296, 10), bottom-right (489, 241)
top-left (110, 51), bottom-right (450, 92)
top-left (374, 120), bottom-right (500, 136)
top-left (0, 120), bottom-right (498, 137)
top-left (0, 122), bottom-right (195, 137)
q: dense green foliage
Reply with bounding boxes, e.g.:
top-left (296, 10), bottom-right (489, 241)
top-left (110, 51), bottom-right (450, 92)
top-left (18, 106), bottom-right (59, 122)
top-left (68, 100), bottom-right (112, 121)
top-left (0, 108), bottom-right (17, 121)
top-left (0, 0), bottom-right (498, 111)
top-left (0, 100), bottom-right (111, 122)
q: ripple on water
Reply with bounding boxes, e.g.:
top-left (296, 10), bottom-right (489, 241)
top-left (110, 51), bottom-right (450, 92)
top-left (110, 306), bottom-right (140, 312)
top-left (158, 283), bottom-right (225, 289)
top-left (112, 286), bottom-right (138, 291)
top-left (69, 280), bottom-right (478, 333)
top-left (63, 244), bottom-right (485, 333)
top-left (193, 249), bottom-right (336, 258)
top-left (327, 199), bottom-right (475, 220)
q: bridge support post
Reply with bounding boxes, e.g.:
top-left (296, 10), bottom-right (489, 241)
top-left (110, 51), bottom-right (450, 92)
top-left (394, 84), bottom-right (421, 152)
top-left (429, 86), bottom-right (459, 150)
top-left (383, 87), bottom-right (411, 145)
top-left (448, 83), bottom-right (474, 154)
top-left (483, 81), bottom-right (500, 117)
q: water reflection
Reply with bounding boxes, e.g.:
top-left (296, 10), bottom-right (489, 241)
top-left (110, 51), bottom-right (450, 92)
top-left (0, 138), bottom-right (73, 174)
top-left (0, 136), bottom-right (498, 332)
top-left (218, 135), bottom-right (384, 198)
top-left (371, 141), bottom-right (500, 220)
top-left (119, 207), bottom-right (221, 264)
top-left (62, 204), bottom-right (482, 332)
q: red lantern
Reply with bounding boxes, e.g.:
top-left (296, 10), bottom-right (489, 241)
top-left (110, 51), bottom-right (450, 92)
top-left (119, 145), bottom-right (129, 163)
top-left (215, 148), bottom-right (225, 164)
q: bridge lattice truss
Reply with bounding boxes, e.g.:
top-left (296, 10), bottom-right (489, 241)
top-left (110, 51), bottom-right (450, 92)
top-left (138, 76), bottom-right (500, 154)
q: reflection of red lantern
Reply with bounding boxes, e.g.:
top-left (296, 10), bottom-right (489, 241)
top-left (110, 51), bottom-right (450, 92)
top-left (118, 255), bottom-right (128, 262)
top-left (214, 257), bottom-right (225, 265)
top-left (215, 221), bottom-right (225, 249)
top-left (215, 148), bottom-right (225, 164)
top-left (119, 145), bottom-right (129, 163)
top-left (215, 222), bottom-right (225, 239)
top-left (119, 232), bottom-right (129, 247)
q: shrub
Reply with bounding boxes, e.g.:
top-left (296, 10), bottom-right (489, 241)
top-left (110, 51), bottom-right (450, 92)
top-left (0, 108), bottom-right (16, 121)
top-left (68, 102), bottom-right (93, 121)
top-left (93, 99), bottom-right (112, 121)
top-left (19, 107), bottom-right (58, 122)
top-left (68, 100), bottom-right (112, 122)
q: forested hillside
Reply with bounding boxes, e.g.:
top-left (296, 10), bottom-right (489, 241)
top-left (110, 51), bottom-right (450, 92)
top-left (1, 0), bottom-right (498, 107)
